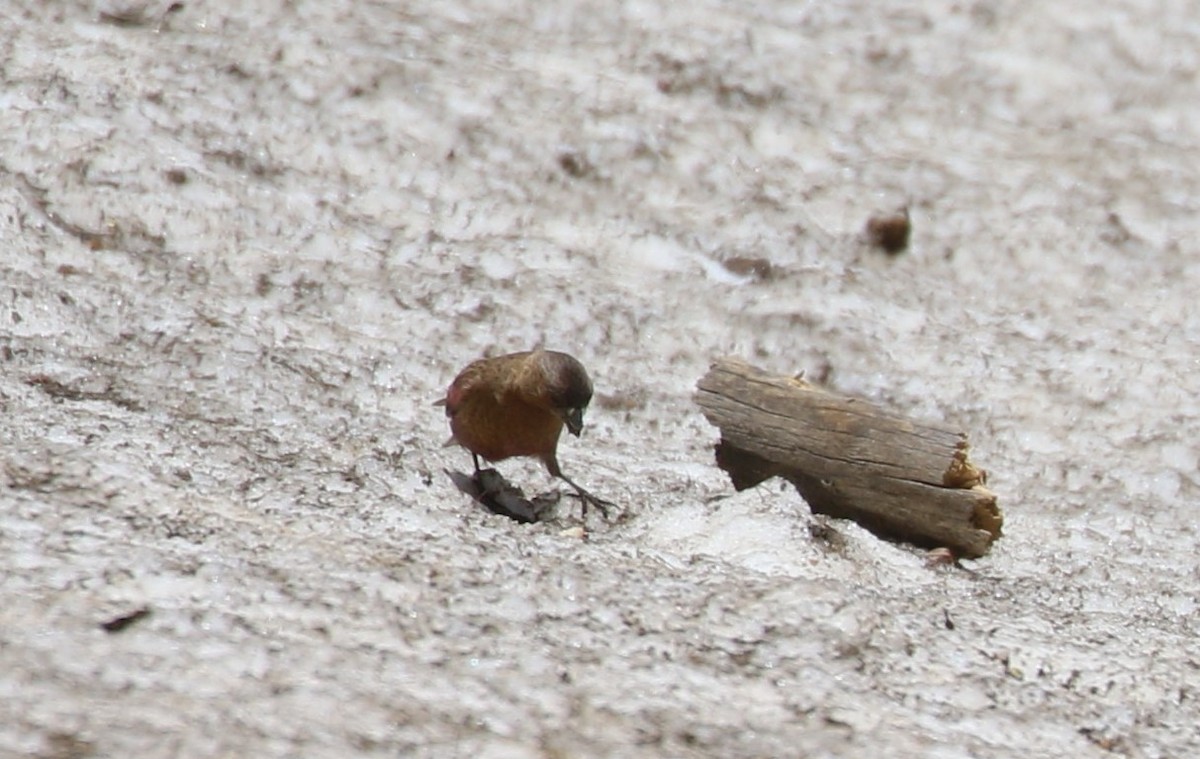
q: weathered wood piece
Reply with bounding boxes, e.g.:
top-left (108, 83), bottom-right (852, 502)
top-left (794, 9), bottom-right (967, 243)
top-left (695, 358), bottom-right (1002, 558)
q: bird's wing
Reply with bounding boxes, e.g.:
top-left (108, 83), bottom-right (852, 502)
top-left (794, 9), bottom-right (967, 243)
top-left (441, 361), bottom-right (490, 415)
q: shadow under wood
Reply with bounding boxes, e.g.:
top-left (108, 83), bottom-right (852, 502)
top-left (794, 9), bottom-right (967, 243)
top-left (717, 441), bottom-right (1001, 554)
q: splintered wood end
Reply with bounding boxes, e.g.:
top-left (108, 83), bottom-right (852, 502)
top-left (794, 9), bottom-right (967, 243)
top-left (943, 442), bottom-right (987, 489)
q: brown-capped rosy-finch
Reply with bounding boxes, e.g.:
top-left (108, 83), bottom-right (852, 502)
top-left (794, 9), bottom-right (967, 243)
top-left (438, 350), bottom-right (612, 519)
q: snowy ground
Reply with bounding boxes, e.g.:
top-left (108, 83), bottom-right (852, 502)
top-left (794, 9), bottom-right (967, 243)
top-left (2, 1), bottom-right (1198, 756)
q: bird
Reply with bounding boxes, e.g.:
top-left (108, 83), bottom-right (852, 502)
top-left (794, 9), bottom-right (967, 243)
top-left (438, 350), bottom-right (613, 519)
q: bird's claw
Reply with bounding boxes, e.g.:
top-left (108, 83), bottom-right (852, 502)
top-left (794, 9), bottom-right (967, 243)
top-left (567, 488), bottom-right (615, 521)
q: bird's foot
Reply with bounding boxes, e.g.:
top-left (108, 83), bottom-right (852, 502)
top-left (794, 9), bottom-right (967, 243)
top-left (473, 468), bottom-right (509, 496)
top-left (566, 486), bottom-right (615, 521)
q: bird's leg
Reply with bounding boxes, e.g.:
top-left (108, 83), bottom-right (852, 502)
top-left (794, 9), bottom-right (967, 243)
top-left (470, 452), bottom-right (512, 500)
top-left (545, 456), bottom-right (613, 520)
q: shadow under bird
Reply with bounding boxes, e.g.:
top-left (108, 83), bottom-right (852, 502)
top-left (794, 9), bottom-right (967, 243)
top-left (438, 349), bottom-right (613, 520)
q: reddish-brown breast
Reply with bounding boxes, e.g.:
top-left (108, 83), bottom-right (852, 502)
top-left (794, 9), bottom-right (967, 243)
top-left (442, 351), bottom-right (568, 464)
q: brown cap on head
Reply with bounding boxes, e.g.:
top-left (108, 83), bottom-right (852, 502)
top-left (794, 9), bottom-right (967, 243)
top-left (536, 351), bottom-right (593, 436)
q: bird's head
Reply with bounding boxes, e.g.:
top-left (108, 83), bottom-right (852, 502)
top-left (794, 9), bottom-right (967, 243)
top-left (538, 351), bottom-right (594, 437)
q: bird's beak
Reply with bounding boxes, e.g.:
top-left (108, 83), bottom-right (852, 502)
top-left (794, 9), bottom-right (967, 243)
top-left (564, 407), bottom-right (585, 437)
